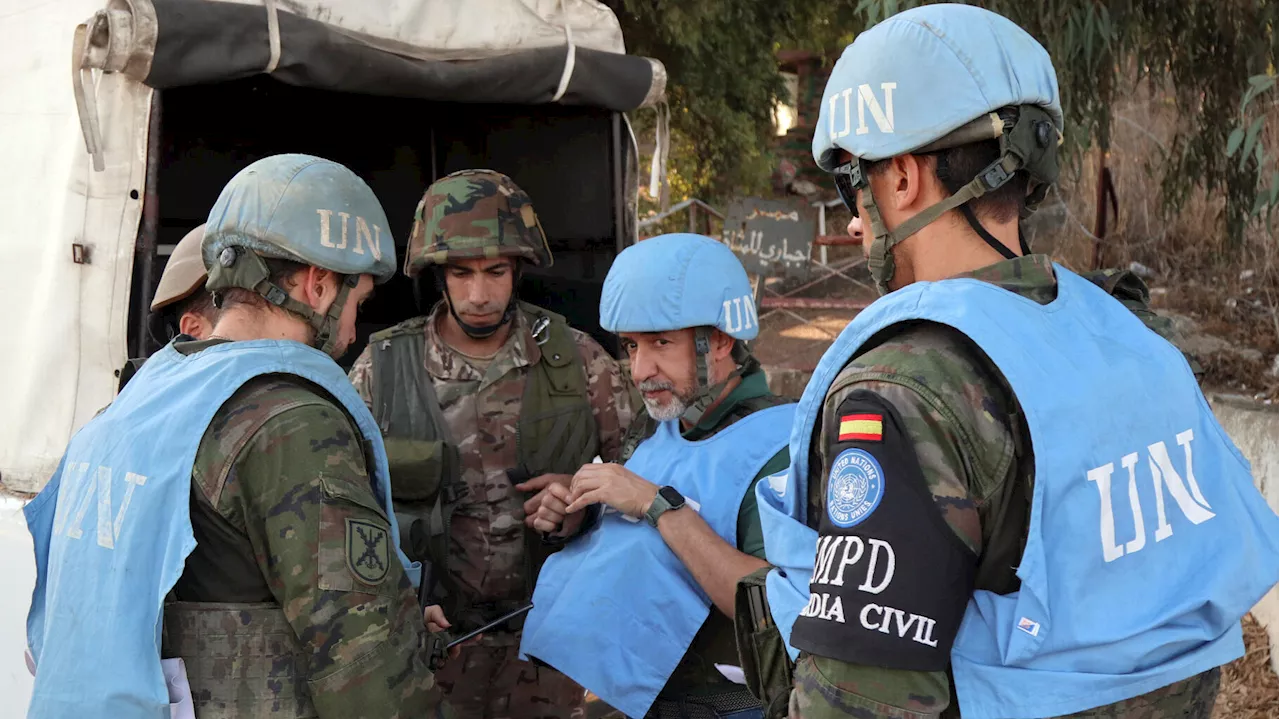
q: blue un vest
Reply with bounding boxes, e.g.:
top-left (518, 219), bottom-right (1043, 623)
top-left (758, 266), bottom-right (1279, 719)
top-left (520, 403), bottom-right (795, 719)
top-left (24, 339), bottom-right (416, 719)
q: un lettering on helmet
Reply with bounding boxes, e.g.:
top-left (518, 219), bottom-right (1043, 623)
top-left (316, 209), bottom-right (385, 262)
top-left (719, 293), bottom-right (758, 337)
top-left (827, 82), bottom-right (898, 141)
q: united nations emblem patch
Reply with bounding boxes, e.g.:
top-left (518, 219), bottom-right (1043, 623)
top-left (346, 518), bottom-right (390, 585)
top-left (826, 448), bottom-right (884, 528)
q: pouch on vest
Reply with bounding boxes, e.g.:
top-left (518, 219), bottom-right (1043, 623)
top-left (162, 601), bottom-right (316, 718)
top-left (371, 304), bottom-right (598, 624)
top-left (370, 318), bottom-right (464, 617)
top-left (734, 566), bottom-right (792, 719)
top-left (514, 301), bottom-right (599, 477)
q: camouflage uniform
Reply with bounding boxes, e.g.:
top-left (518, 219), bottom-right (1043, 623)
top-left (788, 255), bottom-right (1219, 719)
top-left (167, 340), bottom-right (449, 718)
top-left (348, 303), bottom-right (632, 607)
top-left (347, 169), bottom-right (634, 719)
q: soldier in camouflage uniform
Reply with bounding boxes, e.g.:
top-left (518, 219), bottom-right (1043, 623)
top-left (347, 169), bottom-right (633, 719)
top-left (26, 154), bottom-right (454, 719)
top-left (151, 223), bottom-right (217, 341)
top-left (740, 6), bottom-right (1277, 719)
top-left (118, 224), bottom-right (218, 390)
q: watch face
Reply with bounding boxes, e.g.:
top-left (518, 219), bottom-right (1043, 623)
top-left (659, 486), bottom-right (685, 508)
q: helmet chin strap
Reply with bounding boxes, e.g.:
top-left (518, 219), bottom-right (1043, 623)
top-left (677, 330), bottom-right (755, 426)
top-left (432, 264), bottom-right (520, 340)
top-left (206, 247), bottom-right (356, 358)
top-left (862, 153), bottom-right (1024, 295)
top-left (859, 105), bottom-right (1058, 294)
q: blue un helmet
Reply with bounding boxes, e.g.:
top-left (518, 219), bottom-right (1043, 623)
top-left (601, 233), bottom-right (759, 423)
top-left (812, 4), bottom-right (1063, 294)
top-left (202, 154), bottom-right (396, 356)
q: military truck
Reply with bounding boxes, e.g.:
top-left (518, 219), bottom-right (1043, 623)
top-left (0, 0), bottom-right (666, 493)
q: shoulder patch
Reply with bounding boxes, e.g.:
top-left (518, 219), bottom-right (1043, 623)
top-left (826, 448), bottom-right (884, 527)
top-left (345, 518), bottom-right (390, 585)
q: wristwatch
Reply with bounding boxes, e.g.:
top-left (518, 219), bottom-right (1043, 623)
top-left (645, 486), bottom-right (686, 527)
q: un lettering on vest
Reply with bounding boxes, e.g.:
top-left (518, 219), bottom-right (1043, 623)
top-left (315, 209), bottom-right (383, 261)
top-left (798, 534), bottom-right (940, 648)
top-left (827, 83), bottom-right (897, 140)
top-left (720, 294), bottom-right (758, 336)
top-left (50, 462), bottom-right (148, 550)
top-left (1086, 429), bottom-right (1216, 563)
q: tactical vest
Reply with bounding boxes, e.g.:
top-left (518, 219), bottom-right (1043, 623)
top-left (368, 302), bottom-right (598, 620)
top-left (163, 602), bottom-right (315, 718)
top-left (24, 339), bottom-right (408, 719)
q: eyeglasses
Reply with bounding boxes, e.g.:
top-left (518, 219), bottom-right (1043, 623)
top-left (832, 160), bottom-right (865, 217)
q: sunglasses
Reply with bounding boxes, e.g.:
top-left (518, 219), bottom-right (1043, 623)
top-left (832, 160), bottom-right (866, 217)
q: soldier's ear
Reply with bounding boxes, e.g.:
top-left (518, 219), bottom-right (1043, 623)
top-left (297, 266), bottom-right (338, 309)
top-left (710, 328), bottom-right (736, 361)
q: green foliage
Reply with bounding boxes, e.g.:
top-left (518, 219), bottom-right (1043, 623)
top-left (620, 0), bottom-right (1278, 245)
top-left (618, 2), bottom-right (808, 205)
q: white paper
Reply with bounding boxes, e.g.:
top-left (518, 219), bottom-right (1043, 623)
top-left (162, 657), bottom-right (196, 719)
top-left (714, 664), bottom-right (747, 685)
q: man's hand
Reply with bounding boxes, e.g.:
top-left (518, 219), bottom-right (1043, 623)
top-left (423, 604), bottom-right (466, 662)
top-left (566, 463), bottom-right (659, 519)
top-left (423, 604), bottom-right (451, 634)
top-left (517, 473), bottom-right (582, 535)
top-left (524, 483), bottom-right (586, 535)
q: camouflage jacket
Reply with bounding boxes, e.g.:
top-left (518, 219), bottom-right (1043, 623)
top-left (791, 255), bottom-right (1217, 719)
top-left (169, 341), bottom-right (448, 718)
top-left (348, 302), bottom-right (633, 644)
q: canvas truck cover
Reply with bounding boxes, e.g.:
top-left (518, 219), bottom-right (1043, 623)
top-left (0, 0), bottom-right (665, 493)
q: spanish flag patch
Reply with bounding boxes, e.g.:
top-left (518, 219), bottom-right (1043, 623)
top-left (838, 413), bottom-right (883, 442)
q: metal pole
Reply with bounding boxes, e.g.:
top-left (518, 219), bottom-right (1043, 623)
top-left (818, 203), bottom-right (828, 266)
top-left (132, 91), bottom-right (162, 359)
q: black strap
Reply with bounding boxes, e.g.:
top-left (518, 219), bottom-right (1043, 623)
top-left (960, 204), bottom-right (1019, 261)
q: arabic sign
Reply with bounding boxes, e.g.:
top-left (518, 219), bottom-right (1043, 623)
top-left (720, 198), bottom-right (816, 279)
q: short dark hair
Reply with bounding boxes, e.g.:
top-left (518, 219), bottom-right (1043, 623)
top-left (868, 139), bottom-right (1029, 223)
top-left (933, 140), bottom-right (1029, 223)
top-left (149, 289), bottom-right (219, 343)
top-left (172, 289), bottom-right (217, 325)
top-left (213, 257), bottom-right (309, 313)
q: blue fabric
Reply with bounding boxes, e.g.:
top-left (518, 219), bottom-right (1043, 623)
top-left (812, 4), bottom-right (1061, 170)
top-left (202, 154), bottom-right (398, 283)
top-left (600, 233), bottom-right (760, 341)
top-left (520, 403), bottom-right (795, 719)
top-left (24, 339), bottom-right (415, 718)
top-left (758, 266), bottom-right (1279, 718)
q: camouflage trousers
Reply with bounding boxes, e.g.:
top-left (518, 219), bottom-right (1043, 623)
top-left (435, 642), bottom-right (586, 719)
top-left (789, 652), bottom-right (1221, 719)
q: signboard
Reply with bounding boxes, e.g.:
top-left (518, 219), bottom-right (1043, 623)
top-left (720, 197), bottom-right (815, 279)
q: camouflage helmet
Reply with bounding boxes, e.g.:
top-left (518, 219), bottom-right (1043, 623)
top-left (403, 169), bottom-right (552, 277)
